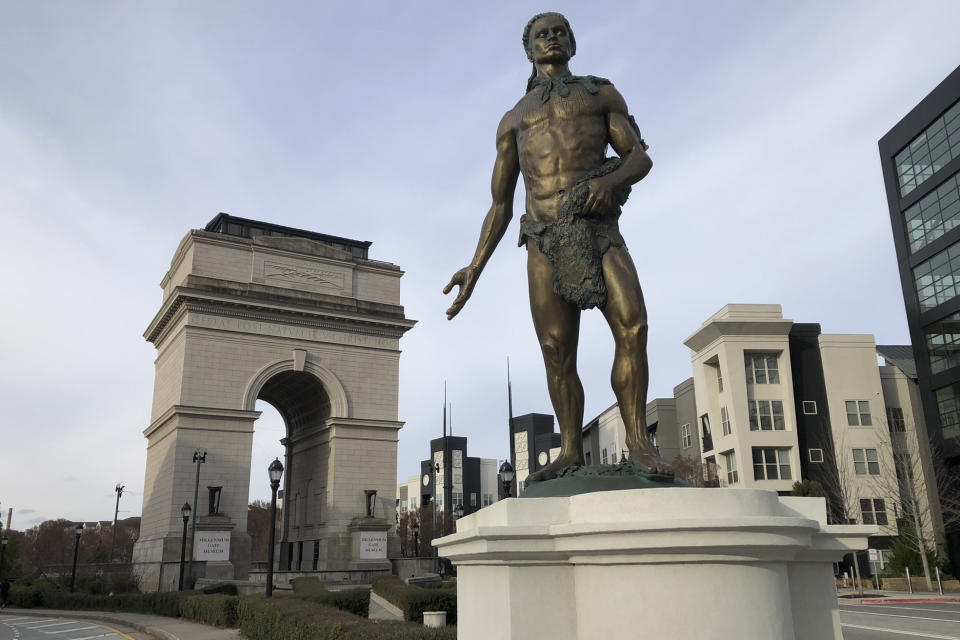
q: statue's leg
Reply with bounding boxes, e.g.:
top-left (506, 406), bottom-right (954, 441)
top-left (524, 243), bottom-right (584, 482)
top-left (601, 246), bottom-right (672, 475)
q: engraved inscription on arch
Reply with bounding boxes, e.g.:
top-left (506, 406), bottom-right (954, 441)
top-left (263, 260), bottom-right (345, 291)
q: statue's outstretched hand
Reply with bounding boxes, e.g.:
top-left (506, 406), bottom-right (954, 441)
top-left (443, 266), bottom-right (479, 320)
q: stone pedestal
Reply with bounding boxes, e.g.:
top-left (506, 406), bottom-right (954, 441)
top-left (348, 517), bottom-right (392, 571)
top-left (435, 488), bottom-right (874, 640)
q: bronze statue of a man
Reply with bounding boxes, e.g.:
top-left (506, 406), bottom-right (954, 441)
top-left (444, 12), bottom-right (671, 482)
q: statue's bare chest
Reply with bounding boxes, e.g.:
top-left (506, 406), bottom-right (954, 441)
top-left (514, 85), bottom-right (607, 136)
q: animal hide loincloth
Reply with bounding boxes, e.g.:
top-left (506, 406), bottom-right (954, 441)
top-left (518, 158), bottom-right (631, 310)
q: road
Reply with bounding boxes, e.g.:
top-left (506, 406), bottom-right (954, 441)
top-left (842, 602), bottom-right (960, 639)
top-left (0, 616), bottom-right (138, 640)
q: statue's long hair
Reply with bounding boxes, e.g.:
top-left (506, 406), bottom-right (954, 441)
top-left (522, 12), bottom-right (576, 93)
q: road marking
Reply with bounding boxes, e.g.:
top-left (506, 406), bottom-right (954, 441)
top-left (46, 626), bottom-right (101, 634)
top-left (23, 622), bottom-right (78, 629)
top-left (842, 610), bottom-right (960, 622)
top-left (69, 635), bottom-right (110, 640)
top-left (94, 624), bottom-right (136, 640)
top-left (841, 623), bottom-right (960, 639)
top-left (843, 604), bottom-right (960, 614)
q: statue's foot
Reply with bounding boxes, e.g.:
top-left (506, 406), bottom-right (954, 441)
top-left (628, 447), bottom-right (674, 478)
top-left (525, 452), bottom-right (582, 485)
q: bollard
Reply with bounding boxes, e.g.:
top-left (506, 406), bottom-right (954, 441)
top-left (936, 566), bottom-right (943, 596)
top-left (906, 567), bottom-right (913, 594)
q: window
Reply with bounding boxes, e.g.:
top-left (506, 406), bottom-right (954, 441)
top-left (602, 448), bottom-right (608, 465)
top-left (400, 499), bottom-right (407, 513)
top-left (752, 448), bottom-right (792, 481)
top-left (717, 367), bottom-right (724, 392)
top-left (895, 98), bottom-right (960, 196)
top-left (937, 383), bottom-right (960, 439)
top-left (913, 242), bottom-right (960, 311)
top-left (749, 400), bottom-right (785, 430)
top-left (853, 448), bottom-right (880, 475)
top-left (904, 171), bottom-right (960, 253)
top-left (411, 497), bottom-right (417, 509)
top-left (453, 491), bottom-right (463, 509)
top-left (860, 498), bottom-right (889, 526)
top-left (721, 407), bottom-right (731, 436)
top-left (887, 407), bottom-right (906, 433)
top-left (470, 492), bottom-right (477, 507)
top-left (681, 424), bottom-right (692, 449)
top-left (809, 448), bottom-right (824, 463)
top-left (483, 494), bottom-right (494, 507)
top-left (802, 401), bottom-right (818, 415)
top-left (925, 311), bottom-right (960, 373)
top-left (846, 400), bottom-right (872, 426)
top-left (745, 353), bottom-right (779, 384)
top-left (724, 451), bottom-right (739, 484)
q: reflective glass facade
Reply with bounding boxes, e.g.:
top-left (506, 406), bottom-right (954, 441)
top-left (925, 310), bottom-right (960, 373)
top-left (913, 242), bottom-right (960, 311)
top-left (905, 172), bottom-right (960, 253)
top-left (936, 383), bottom-right (960, 440)
top-left (896, 99), bottom-right (960, 197)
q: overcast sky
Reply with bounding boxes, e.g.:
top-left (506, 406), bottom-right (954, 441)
top-left (1, 1), bottom-right (959, 530)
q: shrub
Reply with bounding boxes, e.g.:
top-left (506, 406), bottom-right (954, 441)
top-left (290, 578), bottom-right (370, 618)
top-left (236, 595), bottom-right (455, 640)
top-left (372, 575), bottom-right (456, 624)
top-left (7, 584), bottom-right (180, 618)
top-left (201, 582), bottom-right (239, 596)
top-left (179, 593), bottom-right (239, 627)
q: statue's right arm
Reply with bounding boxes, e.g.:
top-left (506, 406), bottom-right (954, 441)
top-left (443, 112), bottom-right (521, 320)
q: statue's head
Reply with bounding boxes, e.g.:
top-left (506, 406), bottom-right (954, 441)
top-left (522, 12), bottom-right (576, 64)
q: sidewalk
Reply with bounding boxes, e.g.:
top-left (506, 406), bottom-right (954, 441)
top-left (0, 607), bottom-right (242, 640)
top-left (838, 587), bottom-right (960, 604)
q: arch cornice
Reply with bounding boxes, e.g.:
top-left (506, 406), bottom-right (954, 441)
top-left (243, 357), bottom-right (350, 418)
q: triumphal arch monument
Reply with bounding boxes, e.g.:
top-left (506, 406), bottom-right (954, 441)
top-left (132, 213), bottom-right (415, 591)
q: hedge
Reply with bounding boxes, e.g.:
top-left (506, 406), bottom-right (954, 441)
top-left (179, 593), bottom-right (239, 627)
top-left (371, 576), bottom-right (457, 624)
top-left (7, 585), bottom-right (181, 617)
top-left (237, 594), bottom-right (456, 640)
top-left (290, 578), bottom-right (370, 618)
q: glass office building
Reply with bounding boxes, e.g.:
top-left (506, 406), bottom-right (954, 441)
top-left (880, 64), bottom-right (960, 572)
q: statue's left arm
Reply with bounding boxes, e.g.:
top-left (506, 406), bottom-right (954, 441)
top-left (583, 86), bottom-right (653, 217)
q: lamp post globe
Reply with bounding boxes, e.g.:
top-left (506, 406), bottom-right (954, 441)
top-left (178, 502), bottom-right (191, 591)
top-left (69, 523), bottom-right (83, 592)
top-left (498, 460), bottom-right (515, 498)
top-left (266, 457), bottom-right (284, 598)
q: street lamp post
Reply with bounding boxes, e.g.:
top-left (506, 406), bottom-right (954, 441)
top-left (498, 460), bottom-right (515, 499)
top-left (178, 503), bottom-right (191, 591)
top-left (432, 462), bottom-right (440, 573)
top-left (266, 458), bottom-right (284, 598)
top-left (69, 523), bottom-right (83, 592)
top-left (412, 521), bottom-right (420, 557)
top-left (109, 483), bottom-right (124, 563)
top-left (187, 450), bottom-right (207, 587)
top-left (1, 536), bottom-right (8, 582)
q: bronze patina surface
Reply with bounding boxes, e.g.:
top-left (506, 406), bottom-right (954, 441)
top-left (444, 12), bottom-right (674, 486)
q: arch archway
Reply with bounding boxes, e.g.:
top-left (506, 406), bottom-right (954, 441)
top-left (133, 216), bottom-right (414, 591)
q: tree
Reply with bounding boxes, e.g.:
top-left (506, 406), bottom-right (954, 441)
top-left (247, 500), bottom-right (272, 562)
top-left (792, 479), bottom-right (826, 497)
top-left (862, 412), bottom-right (952, 590)
top-left (671, 454), bottom-right (714, 488)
